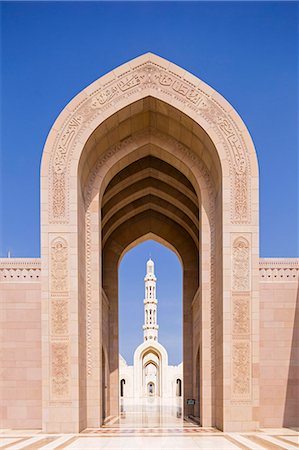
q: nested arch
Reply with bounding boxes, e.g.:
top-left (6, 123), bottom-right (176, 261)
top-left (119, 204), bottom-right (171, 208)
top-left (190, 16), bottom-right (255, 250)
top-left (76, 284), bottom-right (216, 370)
top-left (97, 144), bottom-right (203, 416)
top-left (134, 343), bottom-right (167, 398)
top-left (40, 53), bottom-right (260, 433)
top-left (41, 53), bottom-right (258, 227)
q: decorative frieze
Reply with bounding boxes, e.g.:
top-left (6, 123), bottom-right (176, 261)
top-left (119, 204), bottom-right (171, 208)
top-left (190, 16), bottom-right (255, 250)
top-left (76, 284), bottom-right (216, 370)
top-left (0, 258), bottom-right (40, 282)
top-left (259, 258), bottom-right (299, 282)
top-left (2, 257), bottom-right (297, 283)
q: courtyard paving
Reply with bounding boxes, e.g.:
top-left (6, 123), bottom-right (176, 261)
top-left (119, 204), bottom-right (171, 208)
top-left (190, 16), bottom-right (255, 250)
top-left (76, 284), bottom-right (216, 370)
top-left (1, 429), bottom-right (299, 450)
top-left (1, 399), bottom-right (298, 449)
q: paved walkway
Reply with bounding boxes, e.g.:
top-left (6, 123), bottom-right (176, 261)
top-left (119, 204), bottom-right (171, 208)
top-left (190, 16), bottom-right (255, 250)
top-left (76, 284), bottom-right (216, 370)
top-left (1, 399), bottom-right (298, 449)
top-left (1, 429), bottom-right (299, 450)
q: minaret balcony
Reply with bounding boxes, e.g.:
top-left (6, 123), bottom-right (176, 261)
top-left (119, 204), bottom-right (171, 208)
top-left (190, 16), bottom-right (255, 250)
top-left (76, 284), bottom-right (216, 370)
top-left (143, 324), bottom-right (159, 330)
top-left (143, 298), bottom-right (157, 304)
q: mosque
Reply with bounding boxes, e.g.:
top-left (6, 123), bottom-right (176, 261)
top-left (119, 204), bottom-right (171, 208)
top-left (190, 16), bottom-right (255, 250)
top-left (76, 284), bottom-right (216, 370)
top-left (119, 258), bottom-right (183, 399)
top-left (0, 54), bottom-right (298, 432)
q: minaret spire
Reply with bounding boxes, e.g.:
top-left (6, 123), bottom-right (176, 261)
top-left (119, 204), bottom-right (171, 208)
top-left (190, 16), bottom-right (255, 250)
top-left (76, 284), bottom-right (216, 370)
top-left (143, 258), bottom-right (159, 341)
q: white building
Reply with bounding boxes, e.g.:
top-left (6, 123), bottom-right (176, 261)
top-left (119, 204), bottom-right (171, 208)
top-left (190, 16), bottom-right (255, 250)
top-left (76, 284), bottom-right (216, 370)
top-left (119, 258), bottom-right (183, 399)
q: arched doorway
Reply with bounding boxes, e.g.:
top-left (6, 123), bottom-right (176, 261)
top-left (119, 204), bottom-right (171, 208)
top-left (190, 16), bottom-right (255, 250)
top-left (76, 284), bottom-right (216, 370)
top-left (41, 53), bottom-right (259, 432)
top-left (176, 379), bottom-right (182, 397)
top-left (148, 382), bottom-right (155, 396)
top-left (120, 379), bottom-right (125, 398)
top-left (118, 240), bottom-right (182, 403)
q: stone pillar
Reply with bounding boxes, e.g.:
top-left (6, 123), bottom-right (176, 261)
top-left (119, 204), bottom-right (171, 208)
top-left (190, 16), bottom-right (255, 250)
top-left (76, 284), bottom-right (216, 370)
top-left (42, 232), bottom-right (81, 433)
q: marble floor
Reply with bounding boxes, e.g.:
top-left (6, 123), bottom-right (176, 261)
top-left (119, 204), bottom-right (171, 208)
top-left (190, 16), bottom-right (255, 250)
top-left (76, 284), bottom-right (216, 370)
top-left (1, 399), bottom-right (298, 449)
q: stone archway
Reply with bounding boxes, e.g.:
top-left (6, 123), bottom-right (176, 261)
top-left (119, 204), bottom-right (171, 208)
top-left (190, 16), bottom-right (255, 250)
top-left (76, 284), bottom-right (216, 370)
top-left (41, 53), bottom-right (259, 433)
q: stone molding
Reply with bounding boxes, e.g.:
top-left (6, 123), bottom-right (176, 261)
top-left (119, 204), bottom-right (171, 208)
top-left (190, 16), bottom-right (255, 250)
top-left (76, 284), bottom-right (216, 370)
top-left (259, 258), bottom-right (299, 266)
top-left (259, 258), bottom-right (299, 282)
top-left (1, 258), bottom-right (298, 283)
top-left (0, 258), bottom-right (41, 282)
top-left (45, 54), bottom-right (253, 225)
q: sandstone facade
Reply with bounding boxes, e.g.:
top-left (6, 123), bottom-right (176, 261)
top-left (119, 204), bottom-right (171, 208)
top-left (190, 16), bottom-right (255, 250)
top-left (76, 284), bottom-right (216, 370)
top-left (0, 54), bottom-right (298, 432)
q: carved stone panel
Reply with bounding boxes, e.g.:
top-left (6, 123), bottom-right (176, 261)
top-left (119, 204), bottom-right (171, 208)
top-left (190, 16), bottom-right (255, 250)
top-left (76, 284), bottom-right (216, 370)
top-left (233, 297), bottom-right (250, 336)
top-left (49, 236), bottom-right (70, 401)
top-left (51, 342), bottom-right (70, 400)
top-left (51, 299), bottom-right (69, 336)
top-left (232, 237), bottom-right (250, 291)
top-left (51, 238), bottom-right (68, 293)
top-left (232, 340), bottom-right (251, 400)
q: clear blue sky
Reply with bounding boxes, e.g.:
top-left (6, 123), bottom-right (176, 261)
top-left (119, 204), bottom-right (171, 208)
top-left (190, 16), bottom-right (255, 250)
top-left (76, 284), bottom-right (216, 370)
top-left (119, 240), bottom-right (182, 365)
top-left (0, 2), bottom-right (298, 363)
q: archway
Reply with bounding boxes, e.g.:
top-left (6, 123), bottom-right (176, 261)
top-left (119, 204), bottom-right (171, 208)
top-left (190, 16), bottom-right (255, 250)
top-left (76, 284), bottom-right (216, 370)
top-left (120, 379), bottom-right (125, 398)
top-left (176, 379), bottom-right (182, 397)
top-left (41, 53), bottom-right (259, 432)
top-left (148, 382), bottom-right (155, 396)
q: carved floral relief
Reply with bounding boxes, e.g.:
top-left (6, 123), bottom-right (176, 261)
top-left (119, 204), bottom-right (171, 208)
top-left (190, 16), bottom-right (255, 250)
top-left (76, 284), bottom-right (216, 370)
top-left (232, 237), bottom-right (250, 291)
top-left (51, 238), bottom-right (68, 292)
top-left (51, 299), bottom-right (68, 335)
top-left (233, 297), bottom-right (250, 335)
top-left (232, 340), bottom-right (250, 399)
top-left (51, 342), bottom-right (69, 399)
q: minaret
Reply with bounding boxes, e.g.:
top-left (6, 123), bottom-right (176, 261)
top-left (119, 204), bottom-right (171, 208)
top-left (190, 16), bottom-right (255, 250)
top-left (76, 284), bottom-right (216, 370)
top-left (143, 258), bottom-right (159, 342)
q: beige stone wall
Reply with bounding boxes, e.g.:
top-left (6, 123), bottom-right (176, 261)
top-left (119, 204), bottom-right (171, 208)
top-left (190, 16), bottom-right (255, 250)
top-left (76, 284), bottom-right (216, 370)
top-left (0, 257), bottom-right (298, 429)
top-left (259, 259), bottom-right (299, 428)
top-left (0, 259), bottom-right (42, 429)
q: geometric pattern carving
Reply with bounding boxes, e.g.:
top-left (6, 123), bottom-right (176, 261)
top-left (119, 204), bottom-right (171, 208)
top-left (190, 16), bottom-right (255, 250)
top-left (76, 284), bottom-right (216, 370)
top-left (232, 237), bottom-right (250, 291)
top-left (48, 59), bottom-right (251, 225)
top-left (51, 342), bottom-right (69, 399)
top-left (232, 340), bottom-right (251, 400)
top-left (233, 297), bottom-right (250, 335)
top-left (51, 238), bottom-right (68, 292)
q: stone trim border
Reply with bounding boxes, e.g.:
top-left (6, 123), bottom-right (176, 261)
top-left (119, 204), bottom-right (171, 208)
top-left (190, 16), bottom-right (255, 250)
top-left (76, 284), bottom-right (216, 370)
top-left (1, 258), bottom-right (298, 283)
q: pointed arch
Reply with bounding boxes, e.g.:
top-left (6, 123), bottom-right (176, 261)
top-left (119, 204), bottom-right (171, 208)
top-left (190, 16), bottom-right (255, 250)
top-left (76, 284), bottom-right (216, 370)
top-left (40, 53), bottom-right (260, 433)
